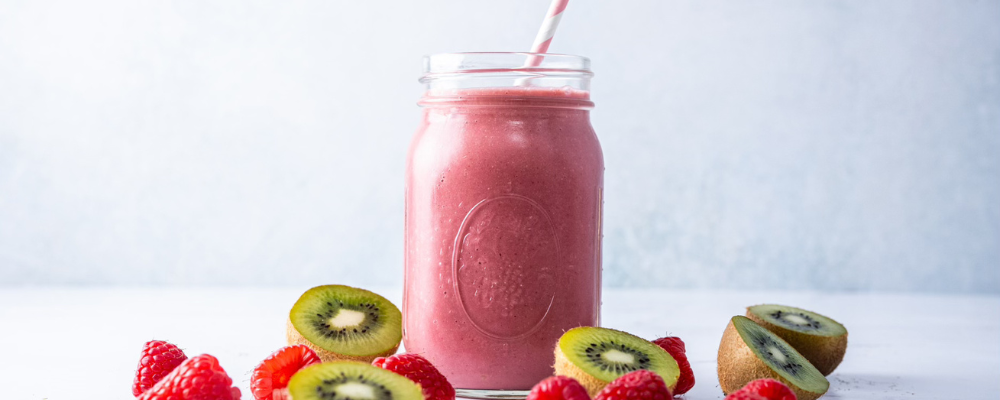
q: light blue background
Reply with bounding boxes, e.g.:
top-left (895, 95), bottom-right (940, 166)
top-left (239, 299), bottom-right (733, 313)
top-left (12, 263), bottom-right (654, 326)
top-left (1, 1), bottom-right (997, 293)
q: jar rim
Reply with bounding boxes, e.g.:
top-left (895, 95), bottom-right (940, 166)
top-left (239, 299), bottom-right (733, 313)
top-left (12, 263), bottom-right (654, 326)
top-left (422, 52), bottom-right (592, 82)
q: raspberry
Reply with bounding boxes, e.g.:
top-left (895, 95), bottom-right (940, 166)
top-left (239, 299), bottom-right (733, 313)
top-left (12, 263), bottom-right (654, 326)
top-left (372, 353), bottom-right (455, 400)
top-left (527, 376), bottom-right (590, 400)
top-left (251, 345), bottom-right (322, 400)
top-left (652, 336), bottom-right (695, 395)
top-left (725, 379), bottom-right (796, 400)
top-left (724, 392), bottom-right (768, 400)
top-left (138, 354), bottom-right (241, 400)
top-left (594, 370), bottom-right (672, 400)
top-left (133, 340), bottom-right (188, 396)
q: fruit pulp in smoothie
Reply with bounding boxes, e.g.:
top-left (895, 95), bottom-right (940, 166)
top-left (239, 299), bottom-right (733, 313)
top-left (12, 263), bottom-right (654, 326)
top-left (403, 87), bottom-right (603, 389)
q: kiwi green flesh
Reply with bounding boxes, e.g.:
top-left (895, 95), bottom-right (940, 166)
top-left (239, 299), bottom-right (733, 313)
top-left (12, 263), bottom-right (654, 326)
top-left (290, 285), bottom-right (402, 356)
top-left (288, 361), bottom-right (422, 400)
top-left (748, 304), bottom-right (846, 337)
top-left (733, 316), bottom-right (829, 394)
top-left (560, 326), bottom-right (679, 386)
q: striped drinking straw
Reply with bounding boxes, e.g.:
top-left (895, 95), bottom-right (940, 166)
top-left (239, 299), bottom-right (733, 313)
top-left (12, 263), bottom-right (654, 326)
top-left (525, 0), bottom-right (570, 68)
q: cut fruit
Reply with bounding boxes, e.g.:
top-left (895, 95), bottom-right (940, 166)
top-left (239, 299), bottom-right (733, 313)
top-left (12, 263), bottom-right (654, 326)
top-left (746, 304), bottom-right (848, 375)
top-left (718, 316), bottom-right (829, 400)
top-left (251, 345), bottom-right (322, 400)
top-left (287, 361), bottom-right (423, 400)
top-left (553, 326), bottom-right (680, 397)
top-left (287, 285), bottom-right (402, 363)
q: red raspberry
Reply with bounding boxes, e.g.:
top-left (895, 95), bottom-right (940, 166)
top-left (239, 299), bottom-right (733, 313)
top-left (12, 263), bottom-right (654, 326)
top-left (725, 379), bottom-right (796, 400)
top-left (251, 345), bottom-right (322, 400)
top-left (652, 336), bottom-right (695, 395)
top-left (138, 354), bottom-right (241, 400)
top-left (527, 376), bottom-right (590, 400)
top-left (133, 340), bottom-right (188, 396)
top-left (372, 353), bottom-right (455, 400)
top-left (724, 392), bottom-right (768, 400)
top-left (594, 370), bottom-right (672, 400)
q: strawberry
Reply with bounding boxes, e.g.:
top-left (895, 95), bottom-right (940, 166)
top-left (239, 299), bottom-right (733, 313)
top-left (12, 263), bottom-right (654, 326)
top-left (251, 345), bottom-right (322, 400)
top-left (725, 379), bottom-right (796, 400)
top-left (652, 336), bottom-right (695, 395)
top-left (594, 370), bottom-right (671, 400)
top-left (527, 376), bottom-right (590, 400)
top-left (138, 354), bottom-right (241, 400)
top-left (133, 340), bottom-right (188, 396)
top-left (373, 353), bottom-right (455, 400)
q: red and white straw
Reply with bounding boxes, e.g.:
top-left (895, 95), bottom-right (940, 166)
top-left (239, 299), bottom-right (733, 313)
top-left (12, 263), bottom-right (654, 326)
top-left (525, 0), bottom-right (570, 67)
top-left (529, 0), bottom-right (570, 55)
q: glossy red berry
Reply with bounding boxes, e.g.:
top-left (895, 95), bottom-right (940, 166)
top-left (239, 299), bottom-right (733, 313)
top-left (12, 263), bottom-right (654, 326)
top-left (373, 353), bottom-right (455, 400)
top-left (251, 345), bottom-right (322, 400)
top-left (594, 370), bottom-right (671, 400)
top-left (652, 336), bottom-right (695, 394)
top-left (527, 376), bottom-right (590, 400)
top-left (137, 354), bottom-right (241, 400)
top-left (133, 340), bottom-right (188, 396)
top-left (725, 379), bottom-right (796, 400)
top-left (725, 392), bottom-right (769, 400)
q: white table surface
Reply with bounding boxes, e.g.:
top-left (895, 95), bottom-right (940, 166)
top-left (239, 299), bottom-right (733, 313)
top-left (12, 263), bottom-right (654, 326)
top-left (1, 287), bottom-right (997, 399)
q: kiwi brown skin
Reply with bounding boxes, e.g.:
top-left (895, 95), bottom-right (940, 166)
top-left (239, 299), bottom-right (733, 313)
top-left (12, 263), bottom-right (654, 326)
top-left (554, 345), bottom-right (611, 397)
top-left (286, 318), bottom-right (399, 363)
top-left (718, 320), bottom-right (827, 400)
top-left (746, 309), bottom-right (847, 376)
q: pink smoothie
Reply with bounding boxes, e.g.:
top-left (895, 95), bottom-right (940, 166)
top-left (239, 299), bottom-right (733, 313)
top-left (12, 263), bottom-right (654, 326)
top-left (403, 87), bottom-right (603, 389)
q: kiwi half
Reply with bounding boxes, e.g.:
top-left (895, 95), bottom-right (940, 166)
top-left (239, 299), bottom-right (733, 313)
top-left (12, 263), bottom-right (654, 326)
top-left (288, 361), bottom-right (423, 400)
top-left (554, 326), bottom-right (680, 397)
top-left (718, 316), bottom-right (829, 400)
top-left (746, 304), bottom-right (847, 375)
top-left (287, 285), bottom-right (402, 363)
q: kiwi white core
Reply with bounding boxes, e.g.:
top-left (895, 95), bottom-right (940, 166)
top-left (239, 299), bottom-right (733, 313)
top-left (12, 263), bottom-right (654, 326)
top-left (768, 346), bottom-right (788, 363)
top-left (336, 382), bottom-right (376, 399)
top-left (329, 309), bottom-right (366, 328)
top-left (748, 304), bottom-right (847, 337)
top-left (602, 349), bottom-right (636, 364)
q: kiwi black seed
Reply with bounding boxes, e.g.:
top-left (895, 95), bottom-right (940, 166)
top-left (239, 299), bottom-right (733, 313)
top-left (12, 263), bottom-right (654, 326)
top-left (554, 326), bottom-right (680, 396)
top-left (287, 361), bottom-right (422, 400)
top-left (287, 285), bottom-right (402, 363)
top-left (746, 304), bottom-right (848, 375)
top-left (718, 316), bottom-right (829, 400)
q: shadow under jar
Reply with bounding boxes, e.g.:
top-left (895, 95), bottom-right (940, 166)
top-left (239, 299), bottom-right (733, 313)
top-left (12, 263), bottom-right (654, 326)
top-left (403, 53), bottom-right (604, 397)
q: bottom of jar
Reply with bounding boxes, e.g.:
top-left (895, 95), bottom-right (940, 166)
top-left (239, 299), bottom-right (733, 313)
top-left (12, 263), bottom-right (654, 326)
top-left (455, 389), bottom-right (530, 400)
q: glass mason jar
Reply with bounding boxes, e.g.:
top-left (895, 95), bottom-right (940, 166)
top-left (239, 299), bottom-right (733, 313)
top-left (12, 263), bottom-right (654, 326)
top-left (403, 53), bottom-right (603, 394)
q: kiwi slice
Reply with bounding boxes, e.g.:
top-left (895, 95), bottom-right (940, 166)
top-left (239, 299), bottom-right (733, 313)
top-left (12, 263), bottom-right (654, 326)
top-left (554, 326), bottom-right (680, 396)
top-left (718, 316), bottom-right (829, 400)
top-left (746, 304), bottom-right (848, 375)
top-left (287, 285), bottom-right (402, 363)
top-left (288, 361), bottom-right (422, 400)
